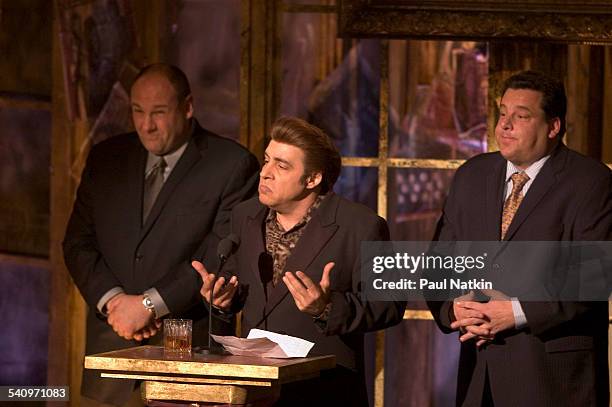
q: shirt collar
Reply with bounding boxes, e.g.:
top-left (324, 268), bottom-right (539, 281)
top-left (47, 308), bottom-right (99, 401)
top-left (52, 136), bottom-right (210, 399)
top-left (266, 193), bottom-right (327, 232)
top-left (505, 154), bottom-right (550, 183)
top-left (145, 120), bottom-right (193, 174)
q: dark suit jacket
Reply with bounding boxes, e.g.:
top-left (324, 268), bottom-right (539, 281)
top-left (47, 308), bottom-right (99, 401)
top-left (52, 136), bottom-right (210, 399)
top-left (224, 193), bottom-right (405, 405)
top-left (429, 143), bottom-right (611, 407)
top-left (63, 122), bottom-right (259, 405)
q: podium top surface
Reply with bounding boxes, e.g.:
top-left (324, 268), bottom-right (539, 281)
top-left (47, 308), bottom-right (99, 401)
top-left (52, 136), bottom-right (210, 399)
top-left (84, 346), bottom-right (335, 380)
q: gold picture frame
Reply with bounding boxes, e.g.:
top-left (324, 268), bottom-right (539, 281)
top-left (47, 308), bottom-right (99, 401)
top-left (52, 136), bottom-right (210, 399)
top-left (338, 0), bottom-right (612, 44)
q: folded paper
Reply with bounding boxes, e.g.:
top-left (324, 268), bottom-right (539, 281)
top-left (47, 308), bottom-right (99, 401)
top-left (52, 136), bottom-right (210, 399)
top-left (211, 329), bottom-right (314, 358)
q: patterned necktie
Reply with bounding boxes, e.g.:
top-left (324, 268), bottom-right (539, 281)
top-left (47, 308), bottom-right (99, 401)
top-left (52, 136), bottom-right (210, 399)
top-left (142, 157), bottom-right (167, 223)
top-left (500, 171), bottom-right (530, 240)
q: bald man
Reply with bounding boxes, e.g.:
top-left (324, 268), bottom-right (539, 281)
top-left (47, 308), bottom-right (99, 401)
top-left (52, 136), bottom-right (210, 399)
top-left (63, 63), bottom-right (259, 406)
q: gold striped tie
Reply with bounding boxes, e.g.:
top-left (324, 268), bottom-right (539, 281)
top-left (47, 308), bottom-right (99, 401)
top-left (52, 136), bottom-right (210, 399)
top-left (501, 171), bottom-right (530, 240)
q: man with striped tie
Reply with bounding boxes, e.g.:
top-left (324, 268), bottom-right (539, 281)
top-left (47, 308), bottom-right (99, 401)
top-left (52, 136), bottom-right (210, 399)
top-left (63, 64), bottom-right (259, 406)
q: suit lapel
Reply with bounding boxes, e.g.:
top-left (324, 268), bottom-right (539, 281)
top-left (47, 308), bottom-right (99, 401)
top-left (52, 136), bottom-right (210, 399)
top-left (138, 125), bottom-right (207, 241)
top-left (264, 194), bottom-right (340, 317)
top-left (122, 139), bottom-right (147, 239)
top-left (503, 145), bottom-right (566, 241)
top-left (244, 205), bottom-right (268, 285)
top-left (485, 155), bottom-right (506, 241)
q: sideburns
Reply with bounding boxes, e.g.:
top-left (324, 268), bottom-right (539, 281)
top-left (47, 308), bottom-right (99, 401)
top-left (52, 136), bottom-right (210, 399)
top-left (299, 172), bottom-right (311, 186)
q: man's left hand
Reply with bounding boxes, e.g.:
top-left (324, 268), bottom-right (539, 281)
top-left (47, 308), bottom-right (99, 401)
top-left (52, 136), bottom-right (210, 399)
top-left (106, 293), bottom-right (154, 340)
top-left (283, 262), bottom-right (335, 316)
top-left (452, 299), bottom-right (515, 345)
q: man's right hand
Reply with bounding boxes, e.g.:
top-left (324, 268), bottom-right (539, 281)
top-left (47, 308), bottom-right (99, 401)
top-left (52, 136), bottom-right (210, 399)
top-left (451, 291), bottom-right (490, 342)
top-left (192, 260), bottom-right (238, 311)
top-left (453, 302), bottom-right (487, 329)
top-left (132, 319), bottom-right (162, 342)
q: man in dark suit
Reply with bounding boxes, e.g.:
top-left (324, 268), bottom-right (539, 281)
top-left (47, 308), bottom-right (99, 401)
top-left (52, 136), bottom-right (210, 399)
top-left (428, 71), bottom-right (611, 406)
top-left (193, 116), bottom-right (405, 406)
top-left (63, 63), bottom-right (259, 406)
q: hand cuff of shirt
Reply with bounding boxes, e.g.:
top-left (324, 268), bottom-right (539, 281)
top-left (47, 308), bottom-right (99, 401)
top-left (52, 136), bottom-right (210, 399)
top-left (143, 288), bottom-right (170, 319)
top-left (97, 287), bottom-right (125, 316)
top-left (313, 302), bottom-right (333, 331)
top-left (202, 301), bottom-right (234, 324)
top-left (511, 297), bottom-right (528, 329)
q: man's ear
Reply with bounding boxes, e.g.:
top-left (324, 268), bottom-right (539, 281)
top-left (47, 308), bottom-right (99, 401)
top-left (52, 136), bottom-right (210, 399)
top-left (305, 172), bottom-right (323, 190)
top-left (184, 94), bottom-right (194, 119)
top-left (547, 117), bottom-right (560, 139)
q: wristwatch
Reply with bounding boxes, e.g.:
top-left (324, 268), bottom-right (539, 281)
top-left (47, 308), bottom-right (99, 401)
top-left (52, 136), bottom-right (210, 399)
top-left (142, 294), bottom-right (156, 317)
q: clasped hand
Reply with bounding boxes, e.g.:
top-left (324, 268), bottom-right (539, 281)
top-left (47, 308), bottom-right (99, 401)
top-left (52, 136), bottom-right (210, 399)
top-left (450, 290), bottom-right (515, 348)
top-left (106, 293), bottom-right (161, 341)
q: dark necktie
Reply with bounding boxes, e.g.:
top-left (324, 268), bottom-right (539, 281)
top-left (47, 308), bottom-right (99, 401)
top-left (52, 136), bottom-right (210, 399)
top-left (500, 171), bottom-right (530, 240)
top-left (142, 157), bottom-right (167, 223)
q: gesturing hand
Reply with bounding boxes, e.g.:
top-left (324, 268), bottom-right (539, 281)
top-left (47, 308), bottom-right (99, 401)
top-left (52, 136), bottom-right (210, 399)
top-left (192, 260), bottom-right (238, 311)
top-left (283, 262), bottom-right (335, 316)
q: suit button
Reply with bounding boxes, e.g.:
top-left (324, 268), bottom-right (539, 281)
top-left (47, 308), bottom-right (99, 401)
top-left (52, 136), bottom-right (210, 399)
top-left (135, 253), bottom-right (143, 262)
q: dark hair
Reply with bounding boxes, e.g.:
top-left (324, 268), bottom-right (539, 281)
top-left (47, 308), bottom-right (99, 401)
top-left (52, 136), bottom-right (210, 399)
top-left (132, 63), bottom-right (192, 101)
top-left (501, 70), bottom-right (567, 138)
top-left (270, 117), bottom-right (341, 194)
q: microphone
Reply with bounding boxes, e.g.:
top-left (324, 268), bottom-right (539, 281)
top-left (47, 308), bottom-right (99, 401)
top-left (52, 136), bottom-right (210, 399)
top-left (217, 233), bottom-right (240, 263)
top-left (204, 234), bottom-right (240, 354)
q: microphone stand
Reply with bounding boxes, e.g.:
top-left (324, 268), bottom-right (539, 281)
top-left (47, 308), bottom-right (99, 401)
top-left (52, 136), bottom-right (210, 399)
top-left (257, 252), bottom-right (273, 331)
top-left (196, 234), bottom-right (238, 356)
top-left (200, 254), bottom-right (228, 355)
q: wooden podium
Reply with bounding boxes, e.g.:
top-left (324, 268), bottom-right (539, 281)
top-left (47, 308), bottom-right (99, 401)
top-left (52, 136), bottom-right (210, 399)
top-left (84, 346), bottom-right (335, 405)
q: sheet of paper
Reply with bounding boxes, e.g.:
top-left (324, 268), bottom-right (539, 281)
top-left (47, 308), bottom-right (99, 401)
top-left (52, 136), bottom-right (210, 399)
top-left (210, 335), bottom-right (284, 357)
top-left (210, 329), bottom-right (314, 358)
top-left (247, 329), bottom-right (314, 358)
